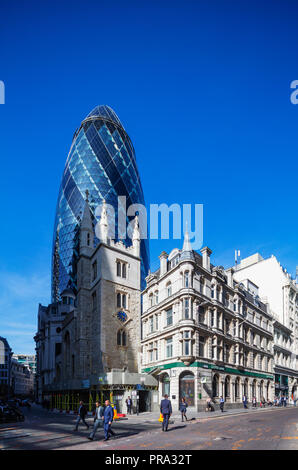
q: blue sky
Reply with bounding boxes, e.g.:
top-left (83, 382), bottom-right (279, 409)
top-left (0, 0), bottom-right (297, 354)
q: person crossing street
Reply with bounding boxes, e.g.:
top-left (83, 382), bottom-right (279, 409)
top-left (160, 394), bottom-right (172, 432)
top-left (103, 400), bottom-right (116, 441)
top-left (179, 397), bottom-right (188, 422)
top-left (88, 401), bottom-right (104, 441)
top-left (74, 401), bottom-right (89, 431)
top-left (219, 396), bottom-right (225, 412)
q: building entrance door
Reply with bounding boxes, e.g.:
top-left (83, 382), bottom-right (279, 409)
top-left (138, 391), bottom-right (151, 412)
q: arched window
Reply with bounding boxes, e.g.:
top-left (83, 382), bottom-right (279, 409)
top-left (212, 374), bottom-right (219, 398)
top-left (244, 378), bottom-right (249, 396)
top-left (179, 371), bottom-right (195, 406)
top-left (260, 380), bottom-right (264, 399)
top-left (235, 377), bottom-right (240, 398)
top-left (252, 379), bottom-right (257, 398)
top-left (154, 291), bottom-right (159, 305)
top-left (225, 376), bottom-right (230, 398)
top-left (184, 271), bottom-right (190, 288)
top-left (149, 294), bottom-right (153, 307)
top-left (117, 329), bottom-right (127, 346)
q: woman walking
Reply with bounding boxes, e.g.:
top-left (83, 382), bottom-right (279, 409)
top-left (179, 397), bottom-right (188, 422)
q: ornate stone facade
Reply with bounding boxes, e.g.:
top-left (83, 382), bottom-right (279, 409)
top-left (141, 233), bottom-right (275, 411)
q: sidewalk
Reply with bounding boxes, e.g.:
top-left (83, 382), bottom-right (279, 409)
top-left (117, 404), bottom-right (296, 425)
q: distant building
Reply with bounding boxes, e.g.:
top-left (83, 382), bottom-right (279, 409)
top-left (0, 337), bottom-right (13, 398)
top-left (11, 359), bottom-right (34, 397)
top-left (34, 291), bottom-right (76, 403)
top-left (233, 253), bottom-right (298, 400)
top-left (12, 354), bottom-right (36, 375)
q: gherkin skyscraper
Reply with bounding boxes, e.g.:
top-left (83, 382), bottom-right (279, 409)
top-left (52, 105), bottom-right (149, 301)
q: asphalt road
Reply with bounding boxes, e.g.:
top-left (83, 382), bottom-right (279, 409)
top-left (0, 404), bottom-right (297, 450)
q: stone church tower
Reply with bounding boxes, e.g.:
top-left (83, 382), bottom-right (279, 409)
top-left (74, 193), bottom-right (142, 377)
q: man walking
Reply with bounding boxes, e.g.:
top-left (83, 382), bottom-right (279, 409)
top-left (103, 400), bottom-right (116, 441)
top-left (160, 394), bottom-right (172, 432)
top-left (88, 401), bottom-right (104, 441)
top-left (219, 396), bottom-right (224, 412)
top-left (242, 395), bottom-right (248, 409)
top-left (126, 396), bottom-right (132, 415)
top-left (74, 401), bottom-right (89, 431)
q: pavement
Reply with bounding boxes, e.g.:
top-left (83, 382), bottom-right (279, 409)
top-left (111, 403), bottom-right (295, 424)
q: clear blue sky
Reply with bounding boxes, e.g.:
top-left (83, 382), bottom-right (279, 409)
top-left (0, 0), bottom-right (297, 353)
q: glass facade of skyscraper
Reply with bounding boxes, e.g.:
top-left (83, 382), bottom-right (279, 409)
top-left (52, 105), bottom-right (149, 301)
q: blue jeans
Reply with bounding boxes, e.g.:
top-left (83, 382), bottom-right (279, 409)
top-left (75, 415), bottom-right (89, 429)
top-left (89, 419), bottom-right (102, 439)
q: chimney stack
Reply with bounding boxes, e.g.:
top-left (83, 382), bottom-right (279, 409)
top-left (159, 251), bottom-right (168, 277)
top-left (200, 247), bottom-right (212, 271)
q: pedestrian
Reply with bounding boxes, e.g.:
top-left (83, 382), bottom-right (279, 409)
top-left (252, 396), bottom-right (257, 408)
top-left (160, 394), bottom-right (172, 432)
top-left (179, 397), bottom-right (188, 422)
top-left (242, 395), bottom-right (248, 409)
top-left (126, 396), bottom-right (132, 415)
top-left (219, 396), bottom-right (224, 412)
top-left (261, 396), bottom-right (266, 408)
top-left (74, 401), bottom-right (89, 431)
top-left (284, 396), bottom-right (287, 407)
top-left (88, 401), bottom-right (104, 441)
top-left (206, 397), bottom-right (212, 412)
top-left (102, 400), bottom-right (115, 441)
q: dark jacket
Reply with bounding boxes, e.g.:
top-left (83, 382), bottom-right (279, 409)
top-left (179, 401), bottom-right (188, 412)
top-left (78, 405), bottom-right (87, 417)
top-left (160, 398), bottom-right (172, 415)
top-left (103, 405), bottom-right (114, 424)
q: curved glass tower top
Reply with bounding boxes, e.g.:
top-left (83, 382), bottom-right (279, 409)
top-left (52, 105), bottom-right (149, 302)
top-left (85, 105), bottom-right (124, 127)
